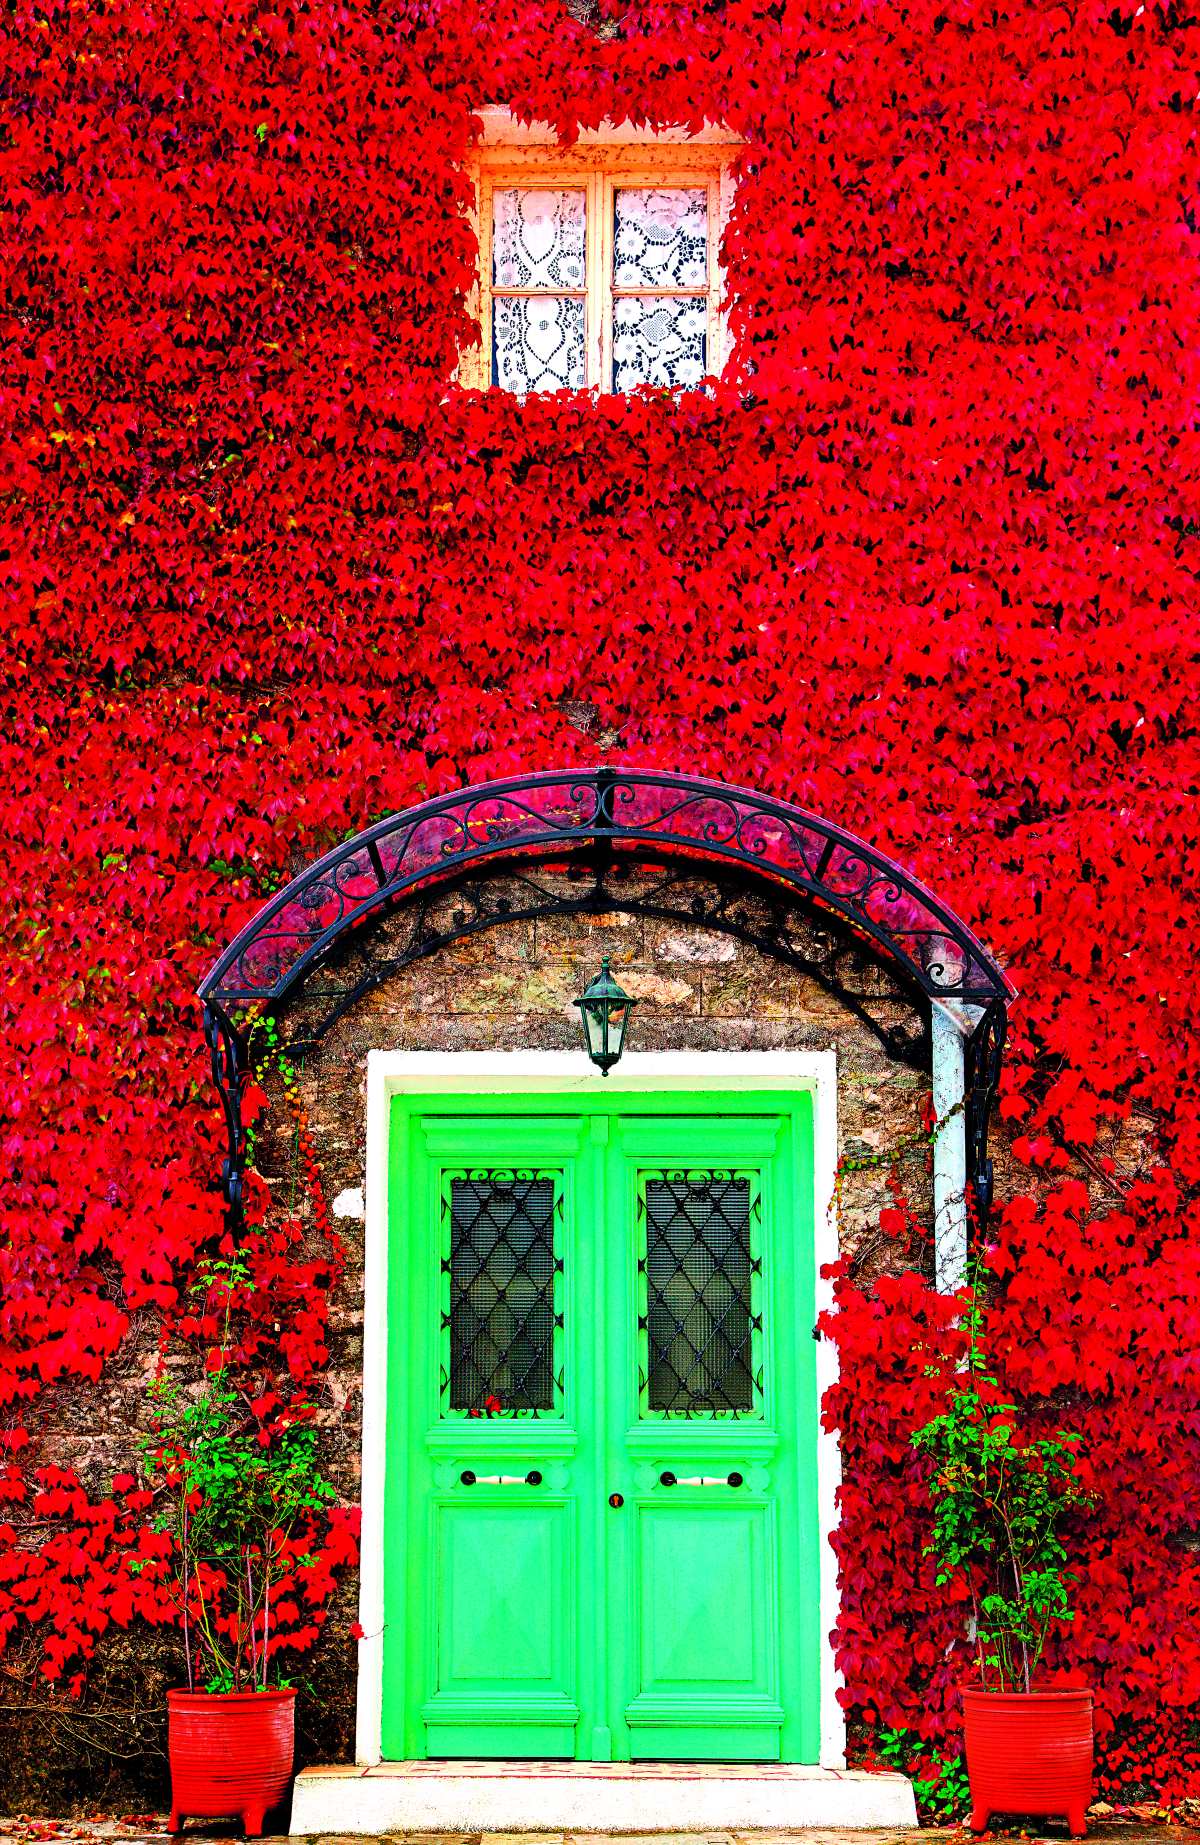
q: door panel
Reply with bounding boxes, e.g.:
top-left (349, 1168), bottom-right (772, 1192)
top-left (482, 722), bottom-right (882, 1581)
top-left (383, 1091), bottom-right (819, 1765)
top-left (384, 1115), bottom-right (591, 1761)
top-left (626, 1502), bottom-right (783, 1761)
top-left (423, 1498), bottom-right (578, 1758)
top-left (610, 1118), bottom-right (789, 1761)
top-left (637, 1501), bottom-right (770, 1686)
top-left (434, 1502), bottom-right (568, 1683)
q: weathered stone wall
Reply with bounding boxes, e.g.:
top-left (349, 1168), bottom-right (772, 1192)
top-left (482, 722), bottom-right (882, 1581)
top-left (284, 893), bottom-right (937, 1301)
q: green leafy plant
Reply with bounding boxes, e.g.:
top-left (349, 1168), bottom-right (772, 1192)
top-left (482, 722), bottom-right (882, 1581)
top-left (913, 1264), bottom-right (1091, 1692)
top-left (144, 1254), bottom-right (337, 1693)
top-left (878, 1727), bottom-right (971, 1821)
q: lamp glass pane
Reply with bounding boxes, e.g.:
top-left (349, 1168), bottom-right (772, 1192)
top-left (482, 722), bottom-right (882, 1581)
top-left (582, 1001), bottom-right (608, 1060)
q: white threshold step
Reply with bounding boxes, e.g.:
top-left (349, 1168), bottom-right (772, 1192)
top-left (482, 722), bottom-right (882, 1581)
top-left (288, 1759), bottom-right (919, 1834)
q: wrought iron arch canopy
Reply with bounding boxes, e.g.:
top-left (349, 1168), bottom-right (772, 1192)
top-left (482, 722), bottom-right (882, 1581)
top-left (199, 767), bottom-right (1012, 1222)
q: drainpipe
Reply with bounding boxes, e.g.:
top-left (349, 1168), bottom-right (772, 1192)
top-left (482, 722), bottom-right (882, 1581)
top-left (931, 1003), bottom-right (969, 1294)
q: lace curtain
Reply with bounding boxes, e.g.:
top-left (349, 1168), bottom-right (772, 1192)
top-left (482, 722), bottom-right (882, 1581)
top-left (489, 184), bottom-right (710, 392)
top-left (612, 188), bottom-right (708, 391)
top-left (492, 189), bottom-right (586, 392)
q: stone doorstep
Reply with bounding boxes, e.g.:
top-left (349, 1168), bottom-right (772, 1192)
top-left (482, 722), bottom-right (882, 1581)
top-left (287, 1765), bottom-right (919, 1836)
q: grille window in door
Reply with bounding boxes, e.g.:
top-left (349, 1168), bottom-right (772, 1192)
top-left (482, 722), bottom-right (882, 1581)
top-left (442, 1169), bottom-right (563, 1414)
top-left (639, 1170), bottom-right (762, 1414)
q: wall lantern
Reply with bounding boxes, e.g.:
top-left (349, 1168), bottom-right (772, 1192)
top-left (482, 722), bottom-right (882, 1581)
top-left (575, 957), bottom-right (638, 1075)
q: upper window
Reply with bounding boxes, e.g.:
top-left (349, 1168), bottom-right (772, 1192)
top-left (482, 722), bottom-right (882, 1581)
top-left (463, 114), bottom-right (740, 395)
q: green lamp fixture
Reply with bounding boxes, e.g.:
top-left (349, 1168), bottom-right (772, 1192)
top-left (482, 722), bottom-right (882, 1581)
top-left (575, 956), bottom-right (637, 1075)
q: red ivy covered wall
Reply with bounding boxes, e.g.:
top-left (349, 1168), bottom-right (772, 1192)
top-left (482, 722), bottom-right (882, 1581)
top-left (4, 0), bottom-right (1200, 1805)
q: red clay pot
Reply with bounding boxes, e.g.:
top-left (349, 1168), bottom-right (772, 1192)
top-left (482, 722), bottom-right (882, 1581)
top-left (963, 1686), bottom-right (1094, 1837)
top-left (167, 1686), bottom-right (296, 1837)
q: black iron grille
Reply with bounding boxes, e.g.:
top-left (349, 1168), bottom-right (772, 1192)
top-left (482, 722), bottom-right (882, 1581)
top-left (444, 1171), bottom-right (561, 1413)
top-left (641, 1172), bottom-right (760, 1414)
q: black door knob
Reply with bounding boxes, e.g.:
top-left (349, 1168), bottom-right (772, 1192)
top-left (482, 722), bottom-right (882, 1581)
top-left (608, 1492), bottom-right (624, 1508)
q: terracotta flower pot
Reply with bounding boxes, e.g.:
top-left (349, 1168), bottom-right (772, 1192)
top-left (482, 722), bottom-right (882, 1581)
top-left (963, 1685), bottom-right (1094, 1837)
top-left (167, 1686), bottom-right (297, 1837)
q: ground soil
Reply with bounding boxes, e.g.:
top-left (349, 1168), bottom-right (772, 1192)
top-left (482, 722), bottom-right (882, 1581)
top-left (0, 1813), bottom-right (1196, 1845)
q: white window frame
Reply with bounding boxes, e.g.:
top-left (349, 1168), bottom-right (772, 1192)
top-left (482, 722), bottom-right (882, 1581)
top-left (461, 110), bottom-right (742, 393)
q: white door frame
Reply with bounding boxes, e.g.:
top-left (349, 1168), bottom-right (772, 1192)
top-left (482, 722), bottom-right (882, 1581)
top-left (356, 1049), bottom-right (844, 1769)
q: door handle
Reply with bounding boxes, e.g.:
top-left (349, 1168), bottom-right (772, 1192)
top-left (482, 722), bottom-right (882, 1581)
top-left (459, 1470), bottom-right (542, 1486)
top-left (659, 1471), bottom-right (744, 1488)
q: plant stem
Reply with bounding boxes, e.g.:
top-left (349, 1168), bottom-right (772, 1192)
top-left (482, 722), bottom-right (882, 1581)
top-left (247, 1551), bottom-right (258, 1688)
top-left (181, 1497), bottom-right (193, 1693)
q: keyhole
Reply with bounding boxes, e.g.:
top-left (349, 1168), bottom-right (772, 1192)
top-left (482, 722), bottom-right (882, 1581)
top-left (608, 1492), bottom-right (624, 1508)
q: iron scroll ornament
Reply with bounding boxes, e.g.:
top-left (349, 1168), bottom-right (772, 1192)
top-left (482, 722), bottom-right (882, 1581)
top-left (199, 766), bottom-right (1013, 1222)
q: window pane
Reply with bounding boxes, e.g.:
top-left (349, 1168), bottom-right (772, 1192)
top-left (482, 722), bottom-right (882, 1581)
top-left (613, 296), bottom-right (706, 391)
top-left (447, 1172), bottom-right (558, 1413)
top-left (613, 188), bottom-right (707, 289)
top-left (494, 295), bottom-right (585, 392)
top-left (493, 188), bottom-right (586, 289)
top-left (643, 1173), bottom-right (755, 1414)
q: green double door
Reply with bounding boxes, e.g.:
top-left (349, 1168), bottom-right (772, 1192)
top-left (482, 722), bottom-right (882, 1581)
top-left (382, 1088), bottom-right (820, 1764)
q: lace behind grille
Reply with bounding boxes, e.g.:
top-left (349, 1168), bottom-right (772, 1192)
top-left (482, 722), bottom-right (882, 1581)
top-left (642, 1173), bottom-right (756, 1413)
top-left (446, 1173), bottom-right (558, 1412)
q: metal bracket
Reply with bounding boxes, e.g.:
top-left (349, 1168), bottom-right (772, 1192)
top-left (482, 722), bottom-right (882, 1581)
top-left (965, 999), bottom-right (1007, 1224)
top-left (203, 1000), bottom-right (249, 1217)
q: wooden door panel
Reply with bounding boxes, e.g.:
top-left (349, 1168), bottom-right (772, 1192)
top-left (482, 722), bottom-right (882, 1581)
top-left (423, 1497), bottom-right (578, 1757)
top-left (624, 1466), bottom-right (784, 1760)
top-left (620, 1483), bottom-right (779, 1756)
top-left (610, 1116), bottom-right (795, 1763)
top-left (635, 1501), bottom-right (772, 1690)
top-left (386, 1112), bottom-right (594, 1761)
